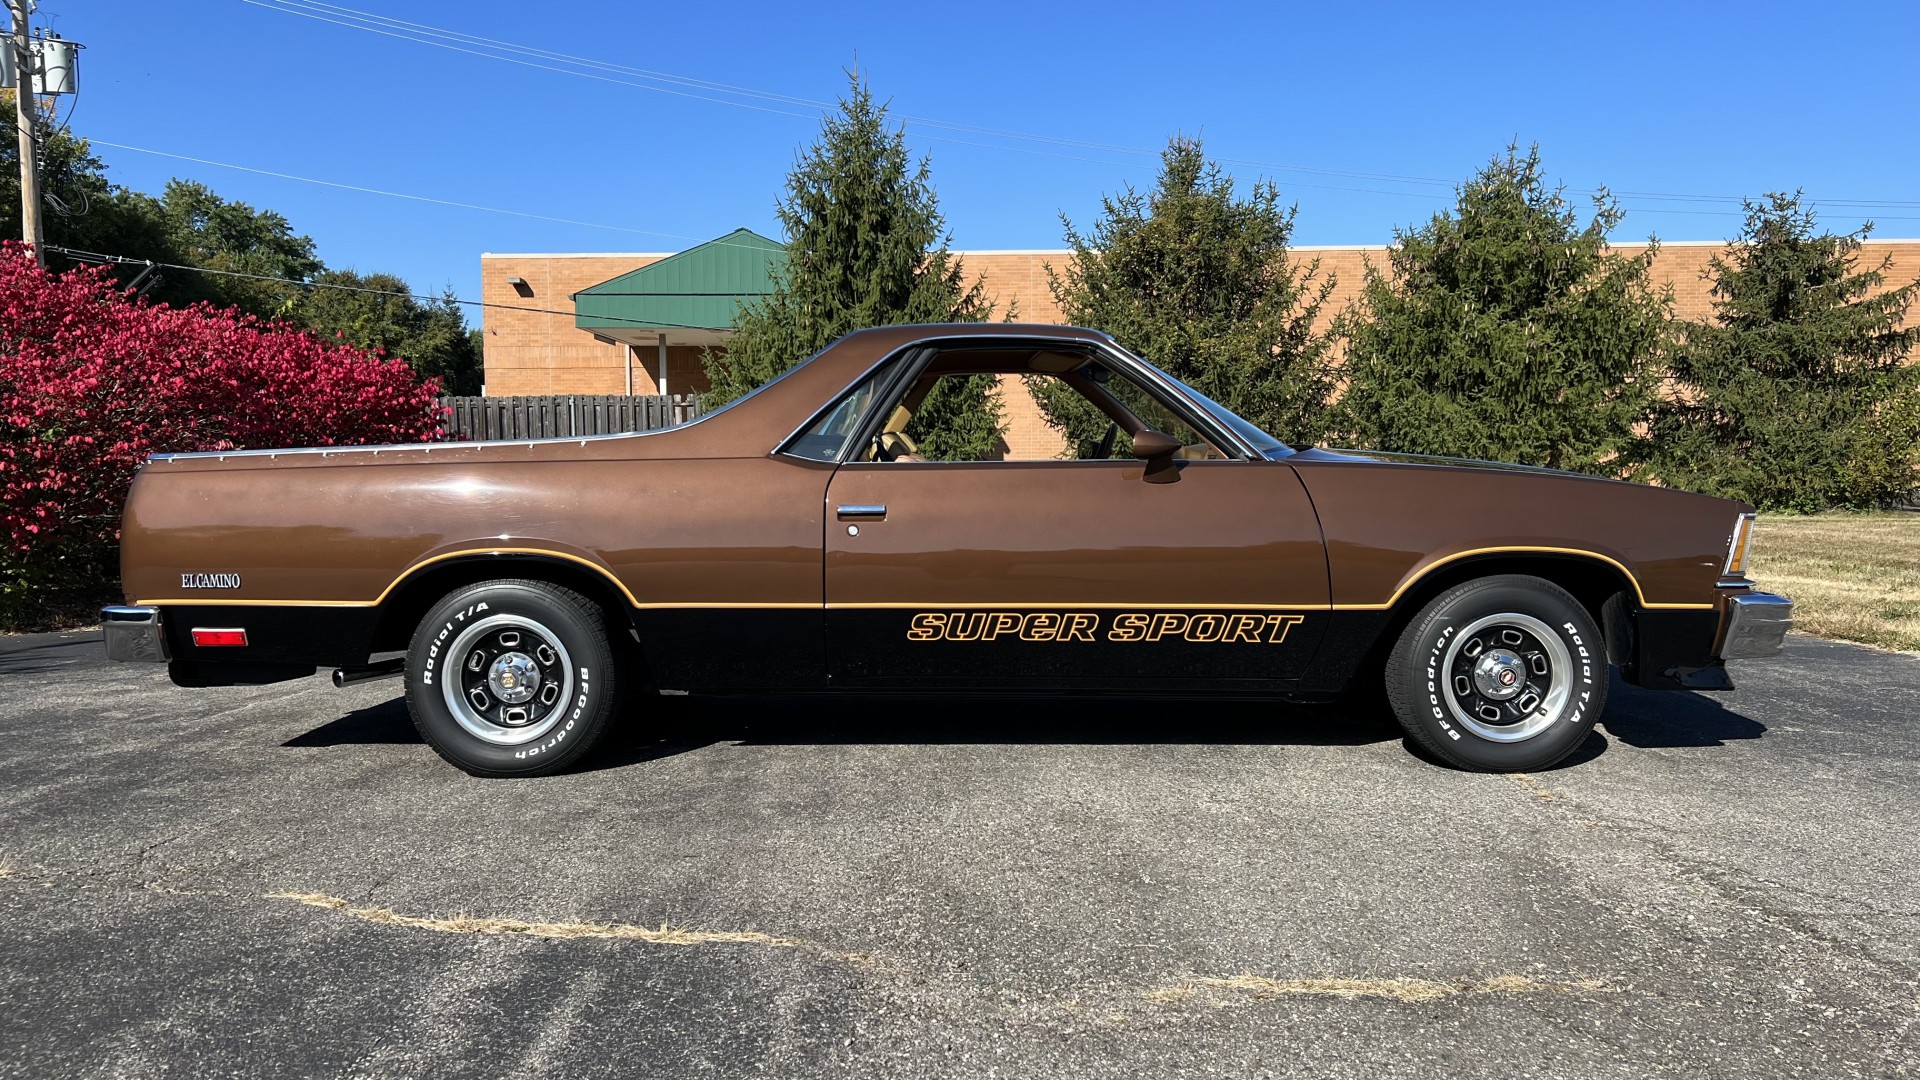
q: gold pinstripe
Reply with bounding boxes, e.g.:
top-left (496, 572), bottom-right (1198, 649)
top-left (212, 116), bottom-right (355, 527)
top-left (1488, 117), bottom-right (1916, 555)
top-left (1333, 545), bottom-right (1717, 611)
top-left (135, 544), bottom-right (1717, 612)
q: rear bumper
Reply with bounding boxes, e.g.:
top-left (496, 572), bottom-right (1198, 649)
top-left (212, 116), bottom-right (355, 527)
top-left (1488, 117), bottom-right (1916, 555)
top-left (102, 606), bottom-right (169, 663)
top-left (1718, 591), bottom-right (1794, 659)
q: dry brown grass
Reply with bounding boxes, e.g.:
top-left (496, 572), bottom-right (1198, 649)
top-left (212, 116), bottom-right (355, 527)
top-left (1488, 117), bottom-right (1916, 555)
top-left (1750, 513), bottom-right (1920, 653)
top-left (0, 853), bottom-right (16, 879)
top-left (266, 892), bottom-right (872, 963)
top-left (1144, 973), bottom-right (1611, 1006)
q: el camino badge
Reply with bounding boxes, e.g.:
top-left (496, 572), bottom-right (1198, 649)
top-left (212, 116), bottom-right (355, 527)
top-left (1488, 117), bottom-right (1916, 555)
top-left (908, 611), bottom-right (1304, 644)
top-left (180, 572), bottom-right (243, 590)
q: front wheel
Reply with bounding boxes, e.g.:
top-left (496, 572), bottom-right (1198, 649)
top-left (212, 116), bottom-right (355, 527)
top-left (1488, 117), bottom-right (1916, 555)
top-left (1384, 575), bottom-right (1608, 771)
top-left (405, 579), bottom-right (624, 777)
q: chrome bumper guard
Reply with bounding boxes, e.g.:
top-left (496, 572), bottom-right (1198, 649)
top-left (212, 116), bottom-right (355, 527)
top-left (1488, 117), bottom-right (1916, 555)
top-left (102, 606), bottom-right (169, 663)
top-left (1720, 592), bottom-right (1793, 660)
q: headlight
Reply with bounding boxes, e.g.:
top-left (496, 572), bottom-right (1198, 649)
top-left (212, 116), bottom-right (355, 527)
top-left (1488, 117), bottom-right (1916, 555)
top-left (1723, 513), bottom-right (1757, 578)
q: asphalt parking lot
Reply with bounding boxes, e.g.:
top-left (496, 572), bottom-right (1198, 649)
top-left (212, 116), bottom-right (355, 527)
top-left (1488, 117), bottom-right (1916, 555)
top-left (1, 632), bottom-right (1916, 1079)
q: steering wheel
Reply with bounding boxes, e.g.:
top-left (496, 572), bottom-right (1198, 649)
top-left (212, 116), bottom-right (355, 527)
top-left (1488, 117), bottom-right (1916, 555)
top-left (1093, 422), bottom-right (1119, 460)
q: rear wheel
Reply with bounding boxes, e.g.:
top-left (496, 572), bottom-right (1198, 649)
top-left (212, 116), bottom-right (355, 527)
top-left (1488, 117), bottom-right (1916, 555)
top-left (405, 579), bottom-right (624, 777)
top-left (1384, 575), bottom-right (1607, 771)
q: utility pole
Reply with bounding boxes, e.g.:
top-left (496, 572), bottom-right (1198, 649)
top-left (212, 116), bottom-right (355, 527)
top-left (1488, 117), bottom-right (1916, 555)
top-left (6, 0), bottom-right (40, 266)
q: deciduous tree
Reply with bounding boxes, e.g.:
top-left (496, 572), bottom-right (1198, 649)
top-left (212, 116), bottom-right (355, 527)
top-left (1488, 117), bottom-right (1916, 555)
top-left (146, 179), bottom-right (322, 317)
top-left (295, 270), bottom-right (482, 395)
top-left (0, 92), bottom-right (174, 283)
top-left (0, 244), bottom-right (443, 628)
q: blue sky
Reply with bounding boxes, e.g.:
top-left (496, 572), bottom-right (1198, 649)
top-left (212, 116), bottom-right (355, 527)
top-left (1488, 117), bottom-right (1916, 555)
top-left (44, 0), bottom-right (1920, 318)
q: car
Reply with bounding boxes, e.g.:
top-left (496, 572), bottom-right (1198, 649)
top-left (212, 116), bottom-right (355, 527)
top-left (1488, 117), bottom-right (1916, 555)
top-left (101, 323), bottom-right (1793, 776)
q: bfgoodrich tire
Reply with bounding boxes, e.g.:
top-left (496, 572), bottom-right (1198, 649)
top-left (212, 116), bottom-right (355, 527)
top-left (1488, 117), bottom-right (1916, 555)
top-left (1384, 575), bottom-right (1607, 772)
top-left (405, 579), bottom-right (624, 777)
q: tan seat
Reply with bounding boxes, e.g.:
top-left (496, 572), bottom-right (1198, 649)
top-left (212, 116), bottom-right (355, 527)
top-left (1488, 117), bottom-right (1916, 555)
top-left (877, 405), bottom-right (926, 462)
top-left (878, 429), bottom-right (925, 462)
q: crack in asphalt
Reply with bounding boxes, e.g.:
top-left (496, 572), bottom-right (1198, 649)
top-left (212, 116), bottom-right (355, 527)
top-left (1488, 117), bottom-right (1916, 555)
top-left (266, 890), bottom-right (883, 966)
top-left (1139, 972), bottom-right (1615, 1006)
top-left (261, 887), bottom-right (1629, 1023)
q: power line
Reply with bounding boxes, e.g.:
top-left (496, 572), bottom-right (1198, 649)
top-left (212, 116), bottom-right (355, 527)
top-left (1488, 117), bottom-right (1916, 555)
top-left (87, 139), bottom-right (739, 246)
top-left (239, 0), bottom-right (1920, 213)
top-left (45, 245), bottom-right (733, 331)
top-left (262, 0), bottom-right (833, 111)
top-left (234, 0), bottom-right (822, 122)
top-left (93, 137), bottom-right (1920, 231)
top-left (240, 0), bottom-right (1458, 189)
top-left (78, 129), bottom-right (1920, 255)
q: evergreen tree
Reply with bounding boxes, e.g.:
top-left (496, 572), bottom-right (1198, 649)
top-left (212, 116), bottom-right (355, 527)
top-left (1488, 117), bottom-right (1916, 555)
top-left (1645, 194), bottom-right (1919, 511)
top-left (1331, 145), bottom-right (1671, 474)
top-left (1041, 136), bottom-right (1336, 451)
top-left (702, 74), bottom-right (1002, 459)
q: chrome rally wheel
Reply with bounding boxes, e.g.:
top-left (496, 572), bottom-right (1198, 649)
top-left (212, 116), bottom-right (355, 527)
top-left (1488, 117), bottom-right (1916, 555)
top-left (1440, 612), bottom-right (1573, 744)
top-left (442, 614), bottom-right (575, 745)
top-left (405, 579), bottom-right (625, 777)
top-left (1384, 575), bottom-right (1608, 772)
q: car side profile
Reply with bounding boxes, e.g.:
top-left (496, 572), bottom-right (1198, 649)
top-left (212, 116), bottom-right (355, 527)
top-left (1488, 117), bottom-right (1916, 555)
top-left (102, 323), bottom-right (1793, 775)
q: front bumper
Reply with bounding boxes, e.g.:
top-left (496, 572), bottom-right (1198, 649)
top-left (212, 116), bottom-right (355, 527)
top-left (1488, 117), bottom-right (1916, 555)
top-left (102, 605), bottom-right (169, 663)
top-left (1719, 591), bottom-right (1794, 659)
top-left (1620, 588), bottom-right (1793, 690)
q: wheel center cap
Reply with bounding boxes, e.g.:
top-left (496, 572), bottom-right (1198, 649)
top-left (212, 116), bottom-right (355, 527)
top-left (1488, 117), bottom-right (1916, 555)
top-left (1471, 648), bottom-right (1528, 701)
top-left (487, 652), bottom-right (541, 705)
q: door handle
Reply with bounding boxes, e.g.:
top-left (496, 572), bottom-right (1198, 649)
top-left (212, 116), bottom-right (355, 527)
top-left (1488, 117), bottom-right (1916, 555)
top-left (836, 504), bottom-right (888, 519)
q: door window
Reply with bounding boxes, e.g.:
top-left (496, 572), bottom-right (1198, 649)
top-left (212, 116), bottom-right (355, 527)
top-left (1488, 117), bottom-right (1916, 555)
top-left (876, 362), bottom-right (1226, 463)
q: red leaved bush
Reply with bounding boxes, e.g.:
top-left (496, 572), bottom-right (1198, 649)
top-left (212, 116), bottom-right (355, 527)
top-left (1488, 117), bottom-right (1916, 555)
top-left (0, 242), bottom-right (445, 624)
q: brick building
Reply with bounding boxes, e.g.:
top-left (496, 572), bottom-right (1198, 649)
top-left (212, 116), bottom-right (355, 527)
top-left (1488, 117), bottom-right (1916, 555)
top-left (480, 234), bottom-right (1920, 457)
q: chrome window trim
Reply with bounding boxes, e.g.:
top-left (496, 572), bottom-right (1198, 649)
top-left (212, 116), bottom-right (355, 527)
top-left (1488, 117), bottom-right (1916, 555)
top-left (772, 331), bottom-right (1265, 466)
top-left (149, 426), bottom-right (676, 463)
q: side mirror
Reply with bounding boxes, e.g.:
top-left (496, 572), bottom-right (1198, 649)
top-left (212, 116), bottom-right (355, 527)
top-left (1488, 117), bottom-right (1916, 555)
top-left (1130, 429), bottom-right (1181, 460)
top-left (1130, 429), bottom-right (1181, 483)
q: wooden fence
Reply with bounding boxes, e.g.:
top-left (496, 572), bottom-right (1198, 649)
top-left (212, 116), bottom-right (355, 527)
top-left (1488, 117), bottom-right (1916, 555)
top-left (438, 394), bottom-right (703, 441)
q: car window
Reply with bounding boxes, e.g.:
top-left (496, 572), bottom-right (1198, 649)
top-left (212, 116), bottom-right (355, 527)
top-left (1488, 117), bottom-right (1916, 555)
top-left (1156, 369), bottom-right (1291, 458)
top-left (881, 367), bottom-right (1223, 463)
top-left (786, 370), bottom-right (887, 462)
top-left (1081, 370), bottom-right (1214, 459)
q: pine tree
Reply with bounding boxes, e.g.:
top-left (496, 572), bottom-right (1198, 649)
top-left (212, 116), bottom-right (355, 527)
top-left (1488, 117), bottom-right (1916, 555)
top-left (1039, 136), bottom-right (1336, 451)
top-left (1331, 145), bottom-right (1671, 474)
top-left (702, 75), bottom-right (1002, 459)
top-left (1645, 194), bottom-right (1920, 511)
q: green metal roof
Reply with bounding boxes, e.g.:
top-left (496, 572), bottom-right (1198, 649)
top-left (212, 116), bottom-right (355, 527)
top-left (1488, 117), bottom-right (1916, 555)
top-left (572, 227), bottom-right (785, 335)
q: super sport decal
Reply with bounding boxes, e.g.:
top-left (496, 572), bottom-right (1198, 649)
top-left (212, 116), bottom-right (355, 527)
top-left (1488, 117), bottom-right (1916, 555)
top-left (906, 611), bottom-right (1305, 644)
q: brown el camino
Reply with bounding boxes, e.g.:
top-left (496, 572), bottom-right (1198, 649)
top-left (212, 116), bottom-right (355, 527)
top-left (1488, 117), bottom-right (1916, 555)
top-left (102, 324), bottom-right (1792, 776)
